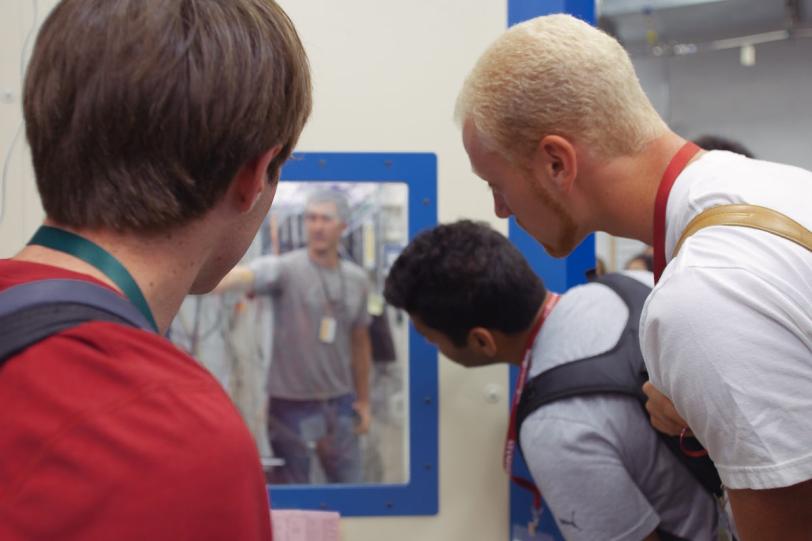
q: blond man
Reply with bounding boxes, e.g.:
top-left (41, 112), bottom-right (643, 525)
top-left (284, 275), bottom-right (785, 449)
top-left (456, 14), bottom-right (812, 541)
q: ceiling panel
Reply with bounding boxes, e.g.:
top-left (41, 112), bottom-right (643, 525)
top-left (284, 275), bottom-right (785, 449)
top-left (600, 0), bottom-right (811, 52)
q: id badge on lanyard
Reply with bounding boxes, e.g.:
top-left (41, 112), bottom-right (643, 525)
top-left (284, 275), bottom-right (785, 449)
top-left (503, 293), bottom-right (561, 537)
top-left (319, 316), bottom-right (337, 344)
top-left (511, 516), bottom-right (547, 541)
top-left (315, 262), bottom-right (345, 344)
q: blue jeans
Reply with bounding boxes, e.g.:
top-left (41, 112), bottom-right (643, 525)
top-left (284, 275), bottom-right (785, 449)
top-left (267, 394), bottom-right (362, 484)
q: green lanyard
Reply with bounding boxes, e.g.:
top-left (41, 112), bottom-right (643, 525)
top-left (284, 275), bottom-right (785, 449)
top-left (28, 226), bottom-right (159, 333)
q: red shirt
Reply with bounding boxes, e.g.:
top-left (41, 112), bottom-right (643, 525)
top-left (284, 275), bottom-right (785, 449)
top-left (0, 260), bottom-right (273, 541)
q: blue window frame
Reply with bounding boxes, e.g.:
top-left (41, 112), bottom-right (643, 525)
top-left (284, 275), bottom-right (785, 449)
top-left (270, 152), bottom-right (439, 516)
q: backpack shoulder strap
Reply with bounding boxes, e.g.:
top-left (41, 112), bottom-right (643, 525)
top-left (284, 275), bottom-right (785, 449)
top-left (516, 273), bottom-right (651, 430)
top-left (592, 273), bottom-right (652, 333)
top-left (674, 204), bottom-right (812, 257)
top-left (0, 279), bottom-right (152, 365)
top-left (515, 274), bottom-right (723, 498)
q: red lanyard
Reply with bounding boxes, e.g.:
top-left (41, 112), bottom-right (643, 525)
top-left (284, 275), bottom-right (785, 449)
top-left (503, 292), bottom-right (561, 510)
top-left (651, 141), bottom-right (711, 460)
top-left (652, 142), bottom-right (702, 283)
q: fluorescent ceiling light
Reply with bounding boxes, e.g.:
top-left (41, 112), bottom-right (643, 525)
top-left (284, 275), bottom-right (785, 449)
top-left (599, 0), bottom-right (730, 17)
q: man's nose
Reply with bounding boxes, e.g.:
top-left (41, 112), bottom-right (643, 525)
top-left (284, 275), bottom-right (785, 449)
top-left (493, 191), bottom-right (512, 219)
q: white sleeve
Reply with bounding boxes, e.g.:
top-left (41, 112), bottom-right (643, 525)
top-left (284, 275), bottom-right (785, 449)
top-left (520, 412), bottom-right (659, 541)
top-left (248, 255), bottom-right (284, 294)
top-left (641, 265), bottom-right (812, 490)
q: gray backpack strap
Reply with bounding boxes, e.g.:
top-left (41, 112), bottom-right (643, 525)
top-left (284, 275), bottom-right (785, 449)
top-left (516, 273), bottom-right (723, 498)
top-left (0, 279), bottom-right (152, 365)
top-left (516, 273), bottom-right (651, 429)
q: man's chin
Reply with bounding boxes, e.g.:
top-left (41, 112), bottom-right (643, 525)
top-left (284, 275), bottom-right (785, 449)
top-left (189, 279), bottom-right (217, 296)
top-left (539, 228), bottom-right (582, 259)
top-left (542, 242), bottom-right (574, 259)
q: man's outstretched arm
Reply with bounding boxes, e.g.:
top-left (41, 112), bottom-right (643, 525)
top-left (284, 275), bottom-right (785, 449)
top-left (211, 266), bottom-right (255, 294)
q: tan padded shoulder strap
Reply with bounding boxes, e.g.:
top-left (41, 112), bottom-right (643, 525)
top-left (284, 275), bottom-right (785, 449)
top-left (673, 204), bottom-right (812, 258)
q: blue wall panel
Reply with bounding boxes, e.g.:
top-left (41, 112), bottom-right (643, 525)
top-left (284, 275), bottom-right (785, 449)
top-left (506, 1), bottom-right (596, 539)
top-left (509, 0), bottom-right (595, 26)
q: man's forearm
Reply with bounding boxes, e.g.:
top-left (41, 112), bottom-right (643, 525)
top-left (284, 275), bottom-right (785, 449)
top-left (728, 480), bottom-right (812, 541)
top-left (211, 266), bottom-right (254, 294)
top-left (351, 328), bottom-right (371, 403)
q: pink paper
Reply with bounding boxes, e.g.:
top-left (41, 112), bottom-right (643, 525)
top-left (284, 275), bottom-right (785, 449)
top-left (271, 509), bottom-right (341, 541)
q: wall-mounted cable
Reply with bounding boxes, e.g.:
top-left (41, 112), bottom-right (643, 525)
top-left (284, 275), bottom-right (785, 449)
top-left (0, 0), bottom-right (39, 225)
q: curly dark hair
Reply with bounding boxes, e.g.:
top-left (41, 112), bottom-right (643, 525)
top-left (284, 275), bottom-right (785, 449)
top-left (384, 220), bottom-right (546, 346)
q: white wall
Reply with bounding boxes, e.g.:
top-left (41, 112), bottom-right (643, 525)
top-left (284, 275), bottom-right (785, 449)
top-left (278, 1), bottom-right (512, 539)
top-left (635, 38), bottom-right (812, 169)
top-left (0, 2), bottom-right (514, 540)
top-left (0, 1), bottom-right (49, 257)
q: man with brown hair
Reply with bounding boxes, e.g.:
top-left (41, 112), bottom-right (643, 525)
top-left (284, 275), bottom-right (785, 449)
top-left (0, 1), bottom-right (311, 540)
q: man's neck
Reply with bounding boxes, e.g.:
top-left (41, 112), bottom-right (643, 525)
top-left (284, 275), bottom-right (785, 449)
top-left (14, 220), bottom-right (209, 334)
top-left (582, 132), bottom-right (703, 245)
top-left (503, 293), bottom-right (552, 367)
top-left (308, 247), bottom-right (339, 268)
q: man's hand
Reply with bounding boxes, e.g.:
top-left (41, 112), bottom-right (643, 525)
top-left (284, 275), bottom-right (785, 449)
top-left (352, 400), bottom-right (372, 434)
top-left (642, 381), bottom-right (688, 436)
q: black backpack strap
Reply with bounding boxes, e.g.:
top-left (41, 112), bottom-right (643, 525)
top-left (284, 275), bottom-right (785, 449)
top-left (593, 272), bottom-right (652, 334)
top-left (598, 275), bottom-right (724, 497)
top-left (516, 273), bottom-right (651, 430)
top-left (515, 273), bottom-right (724, 498)
top-left (656, 530), bottom-right (690, 541)
top-left (0, 279), bottom-right (152, 365)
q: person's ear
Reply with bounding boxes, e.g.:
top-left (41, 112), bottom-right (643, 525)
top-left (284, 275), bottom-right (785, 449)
top-left (468, 327), bottom-right (498, 357)
top-left (532, 135), bottom-right (578, 194)
top-left (231, 144), bottom-right (283, 213)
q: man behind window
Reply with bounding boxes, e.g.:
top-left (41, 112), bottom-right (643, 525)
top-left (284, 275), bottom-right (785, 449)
top-left (216, 189), bottom-right (372, 484)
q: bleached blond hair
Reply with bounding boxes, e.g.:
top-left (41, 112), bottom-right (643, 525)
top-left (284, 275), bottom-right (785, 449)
top-left (455, 14), bottom-right (667, 163)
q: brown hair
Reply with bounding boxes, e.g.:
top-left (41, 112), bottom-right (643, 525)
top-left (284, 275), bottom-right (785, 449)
top-left (24, 0), bottom-right (312, 233)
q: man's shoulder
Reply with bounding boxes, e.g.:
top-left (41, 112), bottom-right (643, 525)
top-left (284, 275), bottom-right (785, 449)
top-left (3, 322), bottom-right (258, 476)
top-left (0, 316), bottom-right (227, 410)
top-left (669, 153), bottom-right (812, 250)
top-left (278, 248), bottom-right (312, 270)
top-left (553, 277), bottom-right (634, 324)
top-left (254, 249), bottom-right (302, 267)
top-left (285, 248), bottom-right (309, 260)
top-left (0, 259), bottom-right (113, 292)
top-left (341, 259), bottom-right (368, 282)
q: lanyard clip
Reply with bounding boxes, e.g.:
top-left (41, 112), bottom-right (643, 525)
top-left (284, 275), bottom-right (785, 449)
top-left (528, 505), bottom-right (541, 536)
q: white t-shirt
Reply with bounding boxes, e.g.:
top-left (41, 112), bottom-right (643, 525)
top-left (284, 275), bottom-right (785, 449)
top-left (640, 150), bottom-right (812, 490)
top-left (520, 271), bottom-right (718, 541)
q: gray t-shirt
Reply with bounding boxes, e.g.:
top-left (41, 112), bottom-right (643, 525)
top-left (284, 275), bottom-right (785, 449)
top-left (520, 271), bottom-right (718, 541)
top-left (250, 249), bottom-right (370, 400)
